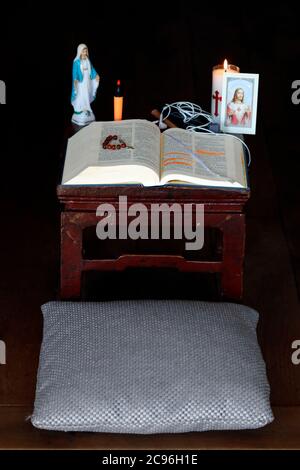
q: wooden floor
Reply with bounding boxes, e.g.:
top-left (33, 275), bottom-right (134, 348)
top-left (1, 8), bottom-right (300, 449)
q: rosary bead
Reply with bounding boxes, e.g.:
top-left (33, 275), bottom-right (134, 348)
top-left (102, 134), bottom-right (132, 151)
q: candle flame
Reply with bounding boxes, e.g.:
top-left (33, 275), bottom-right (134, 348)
top-left (224, 59), bottom-right (228, 71)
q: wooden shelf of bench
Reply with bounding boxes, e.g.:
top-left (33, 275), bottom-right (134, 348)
top-left (57, 184), bottom-right (250, 300)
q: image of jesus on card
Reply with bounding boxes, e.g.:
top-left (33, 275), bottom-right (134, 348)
top-left (226, 87), bottom-right (251, 127)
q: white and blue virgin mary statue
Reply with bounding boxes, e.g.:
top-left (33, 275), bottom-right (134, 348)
top-left (71, 44), bottom-right (100, 126)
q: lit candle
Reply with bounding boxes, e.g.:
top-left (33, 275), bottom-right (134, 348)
top-left (211, 60), bottom-right (240, 124)
top-left (114, 80), bottom-right (123, 121)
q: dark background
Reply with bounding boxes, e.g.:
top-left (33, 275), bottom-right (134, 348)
top-left (0, 3), bottom-right (300, 448)
top-left (0, 5), bottom-right (299, 198)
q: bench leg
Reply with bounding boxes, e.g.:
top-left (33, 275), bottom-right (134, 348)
top-left (60, 212), bottom-right (83, 299)
top-left (220, 213), bottom-right (245, 300)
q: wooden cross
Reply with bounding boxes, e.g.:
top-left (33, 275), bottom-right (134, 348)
top-left (212, 90), bottom-right (222, 117)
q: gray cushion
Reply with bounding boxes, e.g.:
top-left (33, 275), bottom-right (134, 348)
top-left (31, 300), bottom-right (273, 433)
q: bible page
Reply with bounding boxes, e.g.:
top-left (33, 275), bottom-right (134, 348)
top-left (159, 128), bottom-right (247, 188)
top-left (62, 120), bottom-right (161, 185)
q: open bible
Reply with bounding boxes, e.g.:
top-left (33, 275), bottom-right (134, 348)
top-left (62, 119), bottom-right (248, 188)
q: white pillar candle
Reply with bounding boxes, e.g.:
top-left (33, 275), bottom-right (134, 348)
top-left (211, 60), bottom-right (240, 124)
